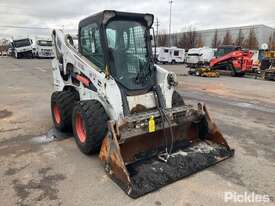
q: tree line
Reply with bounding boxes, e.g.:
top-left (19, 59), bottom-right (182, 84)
top-left (212, 28), bottom-right (259, 49)
top-left (0, 39), bottom-right (9, 55)
top-left (157, 27), bottom-right (204, 49)
top-left (157, 27), bottom-right (275, 50)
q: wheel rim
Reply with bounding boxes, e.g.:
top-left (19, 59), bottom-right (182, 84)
top-left (76, 113), bottom-right (86, 143)
top-left (53, 104), bottom-right (61, 124)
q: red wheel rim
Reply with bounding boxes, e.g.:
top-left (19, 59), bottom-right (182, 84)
top-left (76, 113), bottom-right (86, 143)
top-left (53, 104), bottom-right (61, 124)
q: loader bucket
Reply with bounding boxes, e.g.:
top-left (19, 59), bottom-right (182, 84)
top-left (99, 104), bottom-right (234, 198)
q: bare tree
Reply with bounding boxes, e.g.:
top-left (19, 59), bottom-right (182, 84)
top-left (157, 31), bottom-right (168, 47)
top-left (0, 39), bottom-right (9, 55)
top-left (195, 33), bottom-right (204, 48)
top-left (186, 27), bottom-right (197, 49)
top-left (171, 33), bottom-right (178, 47)
top-left (243, 28), bottom-right (258, 49)
top-left (268, 32), bottom-right (275, 50)
top-left (222, 30), bottom-right (233, 45)
top-left (176, 26), bottom-right (198, 49)
top-left (211, 30), bottom-right (221, 48)
top-left (235, 29), bottom-right (245, 47)
top-left (177, 33), bottom-right (187, 48)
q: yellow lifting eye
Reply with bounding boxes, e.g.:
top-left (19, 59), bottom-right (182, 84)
top-left (148, 116), bottom-right (156, 133)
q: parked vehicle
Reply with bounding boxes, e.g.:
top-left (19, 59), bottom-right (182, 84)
top-left (0, 51), bottom-right (8, 56)
top-left (251, 50), bottom-right (260, 71)
top-left (9, 38), bottom-right (33, 58)
top-left (50, 10), bottom-right (233, 198)
top-left (262, 62), bottom-right (275, 81)
top-left (32, 37), bottom-right (54, 58)
top-left (259, 51), bottom-right (275, 80)
top-left (156, 47), bottom-right (185, 64)
top-left (188, 67), bottom-right (220, 78)
top-left (210, 45), bottom-right (253, 76)
top-left (186, 47), bottom-right (215, 67)
top-left (186, 48), bottom-right (202, 67)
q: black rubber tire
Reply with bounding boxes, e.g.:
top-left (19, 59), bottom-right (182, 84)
top-left (72, 100), bottom-right (108, 155)
top-left (238, 72), bottom-right (245, 77)
top-left (228, 63), bottom-right (237, 77)
top-left (172, 91), bottom-right (185, 107)
top-left (51, 91), bottom-right (77, 132)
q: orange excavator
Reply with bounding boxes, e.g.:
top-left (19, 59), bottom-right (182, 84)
top-left (210, 45), bottom-right (254, 77)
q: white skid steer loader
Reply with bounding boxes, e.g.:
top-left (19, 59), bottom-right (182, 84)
top-left (51, 10), bottom-right (234, 198)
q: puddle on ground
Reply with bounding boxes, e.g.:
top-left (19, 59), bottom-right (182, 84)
top-left (234, 102), bottom-right (253, 108)
top-left (29, 128), bottom-right (72, 145)
top-left (0, 109), bottom-right (12, 119)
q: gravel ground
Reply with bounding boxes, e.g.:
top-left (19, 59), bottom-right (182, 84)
top-left (0, 58), bottom-right (274, 206)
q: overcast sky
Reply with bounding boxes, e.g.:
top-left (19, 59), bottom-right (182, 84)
top-left (0, 0), bottom-right (275, 38)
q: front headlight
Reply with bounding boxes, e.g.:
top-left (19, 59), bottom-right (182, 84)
top-left (167, 73), bottom-right (177, 87)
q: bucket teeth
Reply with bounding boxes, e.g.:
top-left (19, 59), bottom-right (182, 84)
top-left (99, 104), bottom-right (234, 198)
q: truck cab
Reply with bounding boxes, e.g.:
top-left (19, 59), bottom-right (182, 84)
top-left (186, 48), bottom-right (202, 67)
top-left (10, 38), bottom-right (33, 59)
top-left (32, 37), bottom-right (54, 58)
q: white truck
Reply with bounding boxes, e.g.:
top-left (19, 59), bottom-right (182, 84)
top-left (156, 47), bottom-right (185, 64)
top-left (32, 37), bottom-right (54, 58)
top-left (186, 47), bottom-right (215, 67)
top-left (9, 38), bottom-right (33, 58)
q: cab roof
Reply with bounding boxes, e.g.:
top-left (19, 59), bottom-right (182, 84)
top-left (79, 10), bottom-right (154, 29)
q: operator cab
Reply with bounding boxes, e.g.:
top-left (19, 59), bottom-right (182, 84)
top-left (215, 45), bottom-right (241, 57)
top-left (78, 10), bottom-right (155, 93)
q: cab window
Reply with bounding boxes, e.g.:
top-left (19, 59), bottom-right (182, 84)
top-left (80, 24), bottom-right (104, 70)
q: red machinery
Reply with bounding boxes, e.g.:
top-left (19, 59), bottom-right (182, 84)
top-left (210, 45), bottom-right (253, 76)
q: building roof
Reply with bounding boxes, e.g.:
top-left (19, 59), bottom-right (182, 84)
top-left (172, 24), bottom-right (274, 35)
top-left (196, 24), bottom-right (274, 34)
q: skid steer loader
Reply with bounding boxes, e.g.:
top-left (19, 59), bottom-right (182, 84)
top-left (51, 10), bottom-right (234, 198)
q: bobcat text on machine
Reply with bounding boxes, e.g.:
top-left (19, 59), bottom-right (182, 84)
top-left (50, 10), bottom-right (234, 198)
top-left (8, 37), bottom-right (33, 58)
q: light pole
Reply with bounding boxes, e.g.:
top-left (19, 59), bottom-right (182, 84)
top-left (155, 18), bottom-right (160, 46)
top-left (168, 0), bottom-right (174, 47)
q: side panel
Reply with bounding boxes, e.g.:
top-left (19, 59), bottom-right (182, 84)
top-left (51, 30), bottom-right (124, 121)
top-left (155, 65), bottom-right (175, 108)
top-left (51, 58), bottom-right (66, 91)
